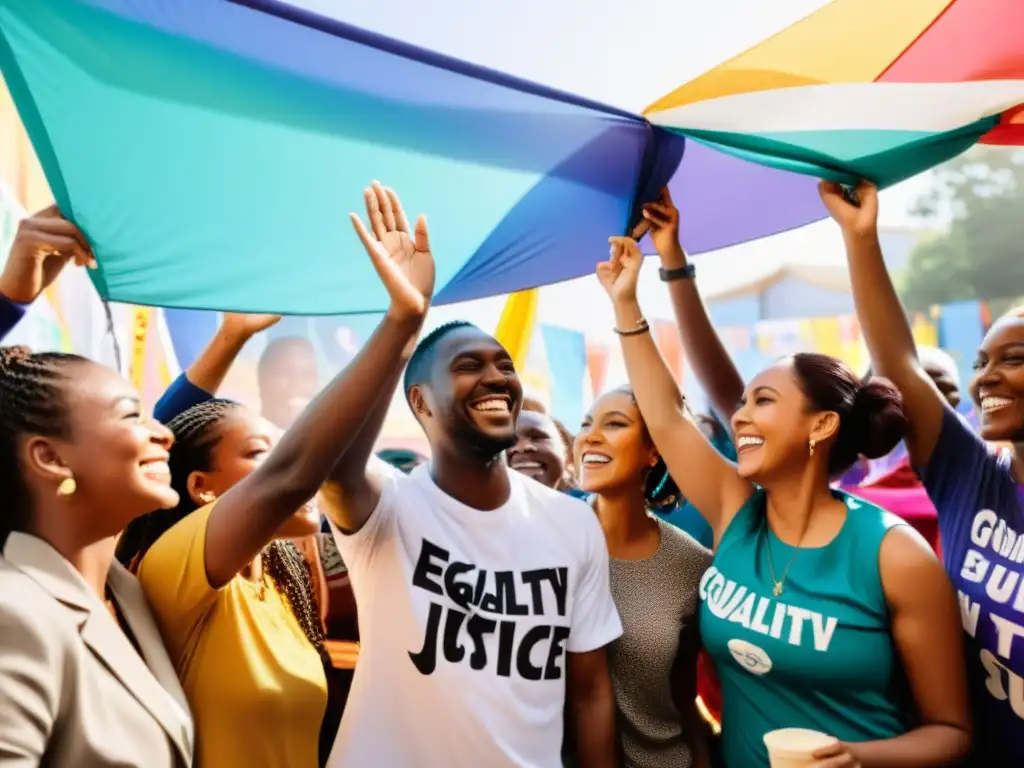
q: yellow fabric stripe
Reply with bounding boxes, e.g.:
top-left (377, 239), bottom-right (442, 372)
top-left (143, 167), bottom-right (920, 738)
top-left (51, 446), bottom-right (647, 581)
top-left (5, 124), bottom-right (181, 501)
top-left (644, 0), bottom-right (953, 115)
top-left (494, 288), bottom-right (540, 371)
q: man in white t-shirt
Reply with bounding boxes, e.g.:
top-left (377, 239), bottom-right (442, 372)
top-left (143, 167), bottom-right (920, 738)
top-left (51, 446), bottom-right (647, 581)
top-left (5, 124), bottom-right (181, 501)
top-left (322, 314), bottom-right (622, 767)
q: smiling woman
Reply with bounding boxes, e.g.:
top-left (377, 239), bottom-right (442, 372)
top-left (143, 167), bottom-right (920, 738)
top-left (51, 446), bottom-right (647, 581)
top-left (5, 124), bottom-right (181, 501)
top-left (827, 178), bottom-right (1024, 764)
top-left (115, 398), bottom-right (331, 768)
top-left (572, 387), bottom-right (712, 768)
top-left (0, 346), bottom-right (194, 768)
top-left (732, 354), bottom-right (906, 483)
top-left (599, 231), bottom-right (972, 768)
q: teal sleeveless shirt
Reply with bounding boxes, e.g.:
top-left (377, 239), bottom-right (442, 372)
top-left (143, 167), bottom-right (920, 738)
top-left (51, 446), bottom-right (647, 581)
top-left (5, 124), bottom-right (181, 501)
top-left (700, 489), bottom-right (910, 767)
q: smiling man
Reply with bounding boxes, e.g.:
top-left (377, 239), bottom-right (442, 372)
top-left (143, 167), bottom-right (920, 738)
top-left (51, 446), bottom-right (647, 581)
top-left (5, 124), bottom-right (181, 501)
top-left (323, 320), bottom-right (621, 768)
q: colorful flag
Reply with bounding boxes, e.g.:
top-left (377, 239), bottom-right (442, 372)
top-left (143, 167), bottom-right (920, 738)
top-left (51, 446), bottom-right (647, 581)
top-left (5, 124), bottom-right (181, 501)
top-left (754, 319), bottom-right (809, 358)
top-left (645, 0), bottom-right (1024, 188)
top-left (0, 0), bottom-right (826, 315)
top-left (809, 317), bottom-right (842, 360)
top-left (586, 342), bottom-right (611, 398)
top-left (540, 324), bottom-right (587, 429)
top-left (911, 311), bottom-right (939, 348)
top-left (494, 289), bottom-right (540, 372)
top-left (719, 325), bottom-right (753, 354)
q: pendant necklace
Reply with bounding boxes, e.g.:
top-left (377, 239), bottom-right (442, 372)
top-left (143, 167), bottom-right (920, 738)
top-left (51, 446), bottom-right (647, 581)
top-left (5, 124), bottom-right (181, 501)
top-left (763, 519), bottom-right (802, 597)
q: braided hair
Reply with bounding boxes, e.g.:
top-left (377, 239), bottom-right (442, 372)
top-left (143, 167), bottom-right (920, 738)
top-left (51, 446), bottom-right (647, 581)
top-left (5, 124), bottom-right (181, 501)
top-left (115, 399), bottom-right (326, 660)
top-left (0, 346), bottom-right (87, 545)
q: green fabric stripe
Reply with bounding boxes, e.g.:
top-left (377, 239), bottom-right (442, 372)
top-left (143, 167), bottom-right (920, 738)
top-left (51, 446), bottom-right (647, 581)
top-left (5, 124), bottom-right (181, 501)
top-left (664, 116), bottom-right (998, 188)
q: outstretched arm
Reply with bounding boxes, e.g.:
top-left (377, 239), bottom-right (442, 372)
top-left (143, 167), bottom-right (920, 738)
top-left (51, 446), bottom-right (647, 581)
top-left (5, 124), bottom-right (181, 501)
top-left (153, 313), bottom-right (281, 423)
top-left (319, 185), bottom-right (428, 535)
top-left (598, 238), bottom-right (753, 541)
top-left (820, 181), bottom-right (946, 465)
top-left (638, 188), bottom-right (744, 422)
top-left (202, 182), bottom-right (435, 587)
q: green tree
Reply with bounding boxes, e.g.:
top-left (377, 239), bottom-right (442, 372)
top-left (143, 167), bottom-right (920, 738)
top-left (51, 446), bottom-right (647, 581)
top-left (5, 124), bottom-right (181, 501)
top-left (902, 148), bottom-right (1024, 315)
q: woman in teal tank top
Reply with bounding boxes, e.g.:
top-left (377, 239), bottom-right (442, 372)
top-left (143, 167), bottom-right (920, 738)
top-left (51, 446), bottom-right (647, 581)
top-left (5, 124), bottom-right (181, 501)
top-left (596, 234), bottom-right (971, 767)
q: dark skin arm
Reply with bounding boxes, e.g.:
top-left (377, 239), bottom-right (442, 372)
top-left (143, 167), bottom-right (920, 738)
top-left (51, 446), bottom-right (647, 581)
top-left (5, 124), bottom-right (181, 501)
top-left (567, 647), bottom-right (618, 768)
top-left (319, 183), bottom-right (428, 535)
top-left (811, 527), bottom-right (971, 767)
top-left (820, 181), bottom-right (946, 466)
top-left (182, 313), bottom-right (281, 394)
top-left (635, 188), bottom-right (745, 423)
top-left (202, 182), bottom-right (435, 587)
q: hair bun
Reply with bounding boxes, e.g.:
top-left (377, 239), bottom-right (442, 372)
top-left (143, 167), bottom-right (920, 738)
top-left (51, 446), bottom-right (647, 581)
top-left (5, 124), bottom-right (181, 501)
top-left (850, 376), bottom-right (909, 459)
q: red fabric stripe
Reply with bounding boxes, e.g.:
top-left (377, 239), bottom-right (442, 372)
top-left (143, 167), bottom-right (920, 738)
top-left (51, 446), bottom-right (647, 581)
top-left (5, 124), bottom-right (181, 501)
top-left (980, 104), bottom-right (1024, 144)
top-left (879, 0), bottom-right (1024, 84)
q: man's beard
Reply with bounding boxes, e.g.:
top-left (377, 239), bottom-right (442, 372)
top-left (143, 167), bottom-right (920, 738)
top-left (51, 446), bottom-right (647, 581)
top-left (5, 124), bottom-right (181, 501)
top-left (448, 413), bottom-right (516, 461)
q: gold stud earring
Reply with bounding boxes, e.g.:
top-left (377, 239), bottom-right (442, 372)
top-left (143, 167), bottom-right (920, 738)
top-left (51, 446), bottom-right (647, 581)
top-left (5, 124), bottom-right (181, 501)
top-left (57, 477), bottom-right (77, 497)
top-left (199, 492), bottom-right (216, 504)
top-left (809, 439), bottom-right (816, 457)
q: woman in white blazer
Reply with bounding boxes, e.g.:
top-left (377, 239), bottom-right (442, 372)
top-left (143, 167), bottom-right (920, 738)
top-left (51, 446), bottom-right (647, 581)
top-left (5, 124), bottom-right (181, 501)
top-left (0, 342), bottom-right (194, 768)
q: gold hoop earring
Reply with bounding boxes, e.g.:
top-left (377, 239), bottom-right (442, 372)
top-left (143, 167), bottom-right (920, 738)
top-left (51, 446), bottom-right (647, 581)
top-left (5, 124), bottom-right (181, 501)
top-left (809, 439), bottom-right (816, 457)
top-left (57, 477), bottom-right (77, 497)
top-left (199, 492), bottom-right (216, 504)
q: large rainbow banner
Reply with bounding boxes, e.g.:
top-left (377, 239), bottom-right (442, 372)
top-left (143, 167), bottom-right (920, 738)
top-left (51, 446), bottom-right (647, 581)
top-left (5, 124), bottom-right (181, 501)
top-left (646, 0), bottom-right (1024, 188)
top-left (3, 0), bottom-right (1019, 318)
top-left (0, 0), bottom-right (826, 316)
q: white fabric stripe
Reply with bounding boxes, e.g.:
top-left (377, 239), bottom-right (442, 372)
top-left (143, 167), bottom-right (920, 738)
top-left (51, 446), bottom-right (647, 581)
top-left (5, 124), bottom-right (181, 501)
top-left (649, 80), bottom-right (1024, 134)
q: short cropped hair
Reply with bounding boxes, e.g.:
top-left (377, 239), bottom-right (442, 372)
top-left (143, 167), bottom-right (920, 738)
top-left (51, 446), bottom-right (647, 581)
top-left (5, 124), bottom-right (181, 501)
top-left (403, 320), bottom-right (477, 398)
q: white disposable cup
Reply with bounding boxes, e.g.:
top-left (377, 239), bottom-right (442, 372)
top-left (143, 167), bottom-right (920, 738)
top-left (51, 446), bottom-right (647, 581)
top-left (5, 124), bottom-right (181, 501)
top-left (763, 728), bottom-right (838, 767)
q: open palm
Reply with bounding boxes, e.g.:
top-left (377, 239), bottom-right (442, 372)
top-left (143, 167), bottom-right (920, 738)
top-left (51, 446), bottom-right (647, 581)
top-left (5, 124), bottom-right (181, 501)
top-left (350, 182), bottom-right (435, 321)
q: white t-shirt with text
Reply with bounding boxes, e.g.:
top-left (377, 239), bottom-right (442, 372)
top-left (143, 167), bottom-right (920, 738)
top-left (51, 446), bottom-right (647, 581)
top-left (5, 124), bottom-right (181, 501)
top-left (327, 463), bottom-right (622, 768)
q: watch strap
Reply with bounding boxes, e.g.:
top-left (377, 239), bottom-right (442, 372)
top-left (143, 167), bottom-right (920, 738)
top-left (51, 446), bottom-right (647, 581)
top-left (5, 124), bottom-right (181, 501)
top-left (658, 263), bottom-right (695, 282)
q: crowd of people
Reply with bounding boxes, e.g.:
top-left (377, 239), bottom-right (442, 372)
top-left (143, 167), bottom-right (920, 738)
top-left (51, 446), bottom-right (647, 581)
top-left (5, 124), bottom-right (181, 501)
top-left (0, 178), bottom-right (1021, 767)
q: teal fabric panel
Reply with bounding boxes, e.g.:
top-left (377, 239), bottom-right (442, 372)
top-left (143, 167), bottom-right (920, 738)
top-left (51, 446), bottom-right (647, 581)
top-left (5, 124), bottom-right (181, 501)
top-left (666, 117), bottom-right (996, 188)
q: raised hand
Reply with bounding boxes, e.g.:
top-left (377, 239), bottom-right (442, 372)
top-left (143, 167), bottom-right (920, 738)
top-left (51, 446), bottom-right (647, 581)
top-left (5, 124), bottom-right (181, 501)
top-left (221, 312), bottom-right (281, 339)
top-left (818, 179), bottom-right (879, 239)
top-left (350, 181), bottom-right (434, 323)
top-left (596, 236), bottom-right (643, 304)
top-left (0, 206), bottom-right (95, 304)
top-left (639, 186), bottom-right (681, 258)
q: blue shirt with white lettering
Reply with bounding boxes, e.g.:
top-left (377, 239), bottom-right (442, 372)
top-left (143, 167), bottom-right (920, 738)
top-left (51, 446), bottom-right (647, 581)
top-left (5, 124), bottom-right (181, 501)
top-left (918, 408), bottom-right (1024, 765)
top-left (700, 489), bottom-right (909, 768)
